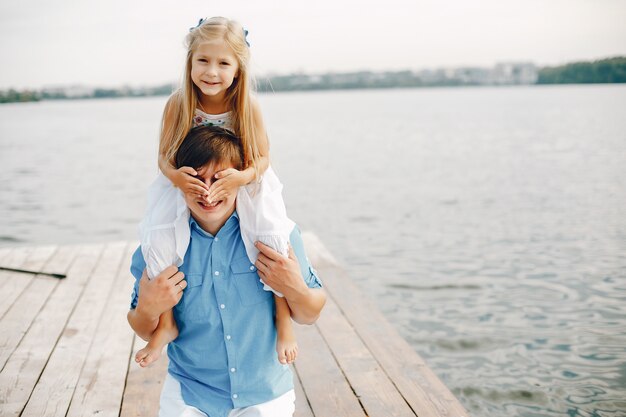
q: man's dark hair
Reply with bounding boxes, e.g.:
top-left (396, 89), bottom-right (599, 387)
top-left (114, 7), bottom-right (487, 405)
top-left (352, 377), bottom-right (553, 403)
top-left (175, 125), bottom-right (244, 171)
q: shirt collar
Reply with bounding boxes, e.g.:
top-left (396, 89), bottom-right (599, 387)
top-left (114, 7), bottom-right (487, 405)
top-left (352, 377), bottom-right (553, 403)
top-left (189, 211), bottom-right (239, 239)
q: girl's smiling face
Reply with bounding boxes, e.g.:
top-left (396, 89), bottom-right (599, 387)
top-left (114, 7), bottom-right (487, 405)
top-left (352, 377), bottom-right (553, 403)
top-left (191, 40), bottom-right (239, 104)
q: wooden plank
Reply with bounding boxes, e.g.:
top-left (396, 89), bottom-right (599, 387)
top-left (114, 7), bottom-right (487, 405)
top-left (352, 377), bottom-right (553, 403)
top-left (0, 271), bottom-right (31, 319)
top-left (0, 247), bottom-right (33, 308)
top-left (66, 243), bottom-right (137, 417)
top-left (315, 294), bottom-right (416, 417)
top-left (0, 246), bottom-right (75, 370)
top-left (0, 248), bottom-right (15, 292)
top-left (20, 245), bottom-right (58, 271)
top-left (0, 246), bottom-right (35, 269)
top-left (292, 364), bottom-right (315, 417)
top-left (302, 232), bottom-right (470, 417)
top-left (0, 247), bottom-right (13, 261)
top-left (0, 248), bottom-right (12, 293)
top-left (20, 242), bottom-right (127, 417)
top-left (0, 248), bottom-right (15, 270)
top-left (41, 245), bottom-right (79, 277)
top-left (120, 336), bottom-right (169, 417)
top-left (0, 244), bottom-right (100, 417)
top-left (0, 246), bottom-right (57, 320)
top-left (0, 276), bottom-right (58, 369)
top-left (293, 323), bottom-right (366, 417)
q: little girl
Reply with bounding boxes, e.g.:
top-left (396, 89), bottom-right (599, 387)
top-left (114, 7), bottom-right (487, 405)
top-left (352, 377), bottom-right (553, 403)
top-left (136, 17), bottom-right (297, 367)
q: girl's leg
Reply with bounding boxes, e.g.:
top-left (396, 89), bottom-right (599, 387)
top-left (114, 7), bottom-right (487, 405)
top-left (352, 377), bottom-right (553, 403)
top-left (275, 295), bottom-right (297, 364)
top-left (135, 308), bottom-right (179, 367)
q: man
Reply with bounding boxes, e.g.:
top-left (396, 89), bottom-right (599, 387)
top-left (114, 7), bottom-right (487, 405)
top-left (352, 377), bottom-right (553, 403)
top-left (127, 125), bottom-right (326, 417)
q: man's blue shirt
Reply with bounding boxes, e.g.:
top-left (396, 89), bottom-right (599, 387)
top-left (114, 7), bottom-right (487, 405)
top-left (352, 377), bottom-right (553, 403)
top-left (130, 212), bottom-right (322, 417)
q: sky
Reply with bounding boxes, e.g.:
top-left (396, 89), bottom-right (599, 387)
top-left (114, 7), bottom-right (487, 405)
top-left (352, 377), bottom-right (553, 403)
top-left (1, 0), bottom-right (625, 90)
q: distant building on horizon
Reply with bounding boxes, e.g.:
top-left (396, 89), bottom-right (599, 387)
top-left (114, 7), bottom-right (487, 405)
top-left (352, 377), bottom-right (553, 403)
top-left (41, 85), bottom-right (95, 98)
top-left (490, 62), bottom-right (538, 85)
top-left (417, 62), bottom-right (538, 86)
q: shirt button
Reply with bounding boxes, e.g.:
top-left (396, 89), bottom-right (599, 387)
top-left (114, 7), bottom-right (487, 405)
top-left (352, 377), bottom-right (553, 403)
top-left (232, 394), bottom-right (238, 399)
top-left (220, 304), bottom-right (225, 309)
top-left (249, 266), bottom-right (255, 271)
top-left (215, 271), bottom-right (220, 276)
top-left (230, 367), bottom-right (236, 373)
top-left (215, 237), bottom-right (219, 242)
top-left (226, 335), bottom-right (231, 340)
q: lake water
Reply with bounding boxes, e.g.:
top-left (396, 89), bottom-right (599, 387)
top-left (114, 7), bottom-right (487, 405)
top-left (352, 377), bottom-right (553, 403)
top-left (1, 85), bottom-right (625, 417)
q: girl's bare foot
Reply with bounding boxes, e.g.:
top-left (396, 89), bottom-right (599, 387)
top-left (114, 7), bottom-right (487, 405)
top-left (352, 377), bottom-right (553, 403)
top-left (276, 324), bottom-right (298, 364)
top-left (274, 294), bottom-right (297, 364)
top-left (135, 341), bottom-right (164, 367)
top-left (135, 309), bottom-right (178, 367)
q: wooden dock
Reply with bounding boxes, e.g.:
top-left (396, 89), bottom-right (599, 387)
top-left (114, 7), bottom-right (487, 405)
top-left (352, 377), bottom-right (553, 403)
top-left (0, 234), bottom-right (469, 417)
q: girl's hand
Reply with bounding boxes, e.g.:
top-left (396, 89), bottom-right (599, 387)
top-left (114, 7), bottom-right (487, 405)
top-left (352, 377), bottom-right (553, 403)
top-left (172, 166), bottom-right (209, 197)
top-left (206, 168), bottom-right (243, 203)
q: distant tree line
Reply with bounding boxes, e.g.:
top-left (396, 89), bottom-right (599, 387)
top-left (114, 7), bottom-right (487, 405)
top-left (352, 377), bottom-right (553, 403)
top-left (537, 57), bottom-right (626, 84)
top-left (0, 84), bottom-right (176, 104)
top-left (0, 89), bottom-right (41, 103)
top-left (2, 57), bottom-right (625, 104)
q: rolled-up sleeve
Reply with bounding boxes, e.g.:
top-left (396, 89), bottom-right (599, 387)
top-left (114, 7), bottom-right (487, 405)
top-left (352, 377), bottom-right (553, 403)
top-left (129, 246), bottom-right (146, 310)
top-left (289, 226), bottom-right (322, 289)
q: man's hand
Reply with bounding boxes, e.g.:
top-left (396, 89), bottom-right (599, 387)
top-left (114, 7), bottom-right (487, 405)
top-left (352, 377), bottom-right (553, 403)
top-left (136, 265), bottom-right (187, 321)
top-left (254, 243), bottom-right (307, 300)
top-left (254, 241), bottom-right (326, 325)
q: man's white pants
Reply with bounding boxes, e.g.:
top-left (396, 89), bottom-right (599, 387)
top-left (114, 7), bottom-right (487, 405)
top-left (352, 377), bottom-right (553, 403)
top-left (159, 373), bottom-right (296, 417)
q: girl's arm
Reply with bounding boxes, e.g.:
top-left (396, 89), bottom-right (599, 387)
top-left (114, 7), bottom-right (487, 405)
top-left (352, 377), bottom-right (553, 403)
top-left (159, 95), bottom-right (209, 197)
top-left (159, 154), bottom-right (207, 197)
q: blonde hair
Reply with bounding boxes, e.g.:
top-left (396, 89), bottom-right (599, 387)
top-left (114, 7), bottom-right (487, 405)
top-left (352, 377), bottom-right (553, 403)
top-left (159, 17), bottom-right (260, 175)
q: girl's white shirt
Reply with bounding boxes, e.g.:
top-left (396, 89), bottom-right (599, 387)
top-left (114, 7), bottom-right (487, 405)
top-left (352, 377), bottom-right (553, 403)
top-left (138, 109), bottom-right (294, 296)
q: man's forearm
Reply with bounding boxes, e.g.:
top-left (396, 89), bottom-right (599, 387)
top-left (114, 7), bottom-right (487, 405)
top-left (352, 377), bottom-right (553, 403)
top-left (285, 287), bottom-right (326, 325)
top-left (127, 306), bottom-right (160, 341)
